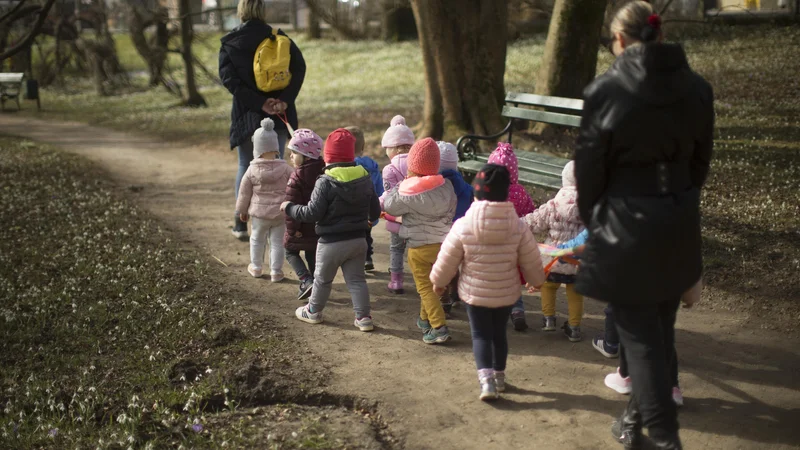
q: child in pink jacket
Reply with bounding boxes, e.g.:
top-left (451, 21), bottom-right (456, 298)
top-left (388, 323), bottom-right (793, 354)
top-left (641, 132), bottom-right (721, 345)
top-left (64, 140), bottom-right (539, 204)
top-left (236, 119), bottom-right (293, 282)
top-left (487, 142), bottom-right (536, 332)
top-left (380, 115), bottom-right (415, 294)
top-left (431, 164), bottom-right (545, 401)
top-left (523, 161), bottom-right (586, 341)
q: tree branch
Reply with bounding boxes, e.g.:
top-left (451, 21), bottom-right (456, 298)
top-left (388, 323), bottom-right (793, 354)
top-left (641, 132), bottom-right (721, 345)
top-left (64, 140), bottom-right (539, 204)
top-left (660, 0), bottom-right (677, 15)
top-left (0, 0), bottom-right (28, 25)
top-left (0, 0), bottom-right (58, 62)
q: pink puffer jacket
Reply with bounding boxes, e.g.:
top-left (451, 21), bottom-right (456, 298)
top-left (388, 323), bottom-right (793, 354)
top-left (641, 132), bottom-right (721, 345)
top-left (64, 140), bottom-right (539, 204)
top-left (523, 161), bottom-right (584, 275)
top-left (430, 201), bottom-right (545, 308)
top-left (381, 154), bottom-right (409, 233)
top-left (236, 158), bottom-right (293, 220)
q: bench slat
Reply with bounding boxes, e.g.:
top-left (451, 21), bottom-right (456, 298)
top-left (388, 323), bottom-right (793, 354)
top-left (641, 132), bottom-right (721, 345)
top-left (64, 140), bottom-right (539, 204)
top-left (475, 154), bottom-right (564, 179)
top-left (0, 73), bottom-right (24, 83)
top-left (458, 159), bottom-right (562, 191)
top-left (505, 92), bottom-right (584, 111)
top-left (502, 105), bottom-right (582, 128)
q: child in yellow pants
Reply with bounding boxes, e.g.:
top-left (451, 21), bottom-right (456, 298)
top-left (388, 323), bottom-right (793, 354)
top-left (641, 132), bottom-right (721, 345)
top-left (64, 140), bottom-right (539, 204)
top-left (524, 161), bottom-right (586, 341)
top-left (383, 138), bottom-right (457, 344)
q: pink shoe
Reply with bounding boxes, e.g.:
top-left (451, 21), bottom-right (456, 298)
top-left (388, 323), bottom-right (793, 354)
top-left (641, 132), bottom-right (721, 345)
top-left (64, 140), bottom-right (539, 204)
top-left (387, 272), bottom-right (404, 294)
top-left (672, 387), bottom-right (684, 407)
top-left (247, 264), bottom-right (263, 278)
top-left (604, 368), bottom-right (632, 394)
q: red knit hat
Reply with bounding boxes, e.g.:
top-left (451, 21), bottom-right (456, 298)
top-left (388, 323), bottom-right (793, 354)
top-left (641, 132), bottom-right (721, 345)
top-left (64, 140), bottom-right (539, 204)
top-left (323, 128), bottom-right (356, 164)
top-left (407, 138), bottom-right (440, 176)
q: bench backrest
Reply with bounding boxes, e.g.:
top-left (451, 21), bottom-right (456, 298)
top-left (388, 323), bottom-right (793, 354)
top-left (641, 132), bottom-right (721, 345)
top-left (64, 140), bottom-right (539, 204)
top-left (503, 92), bottom-right (583, 128)
top-left (0, 73), bottom-right (24, 83)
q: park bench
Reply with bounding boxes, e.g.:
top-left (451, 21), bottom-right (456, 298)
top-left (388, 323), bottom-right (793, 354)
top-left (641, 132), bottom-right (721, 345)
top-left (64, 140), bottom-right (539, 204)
top-left (456, 92), bottom-right (583, 191)
top-left (0, 73), bottom-right (25, 111)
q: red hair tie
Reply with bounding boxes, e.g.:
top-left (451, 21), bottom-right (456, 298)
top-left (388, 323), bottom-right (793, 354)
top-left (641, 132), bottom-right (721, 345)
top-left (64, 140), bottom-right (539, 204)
top-left (648, 14), bottom-right (662, 30)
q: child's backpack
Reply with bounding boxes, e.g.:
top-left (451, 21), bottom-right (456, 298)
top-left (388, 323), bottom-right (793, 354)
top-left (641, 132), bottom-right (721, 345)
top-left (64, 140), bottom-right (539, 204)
top-left (253, 29), bottom-right (292, 93)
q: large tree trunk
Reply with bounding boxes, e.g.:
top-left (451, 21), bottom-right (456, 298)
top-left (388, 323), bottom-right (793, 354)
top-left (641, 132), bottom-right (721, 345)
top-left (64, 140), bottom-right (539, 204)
top-left (410, 0), bottom-right (508, 140)
top-left (178, 0), bottom-right (206, 106)
top-left (126, 1), bottom-right (168, 87)
top-left (307, 7), bottom-right (321, 39)
top-left (535, 0), bottom-right (608, 129)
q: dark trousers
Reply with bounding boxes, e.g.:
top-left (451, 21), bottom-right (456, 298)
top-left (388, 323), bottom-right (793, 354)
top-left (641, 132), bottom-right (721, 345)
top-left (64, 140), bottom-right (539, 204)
top-left (610, 306), bottom-right (680, 388)
top-left (365, 227), bottom-right (374, 261)
top-left (286, 247), bottom-right (316, 280)
top-left (466, 304), bottom-right (512, 371)
top-left (612, 298), bottom-right (681, 439)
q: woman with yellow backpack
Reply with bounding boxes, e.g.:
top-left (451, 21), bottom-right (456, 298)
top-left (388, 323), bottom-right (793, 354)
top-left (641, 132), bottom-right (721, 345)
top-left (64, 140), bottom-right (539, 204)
top-left (219, 0), bottom-right (306, 241)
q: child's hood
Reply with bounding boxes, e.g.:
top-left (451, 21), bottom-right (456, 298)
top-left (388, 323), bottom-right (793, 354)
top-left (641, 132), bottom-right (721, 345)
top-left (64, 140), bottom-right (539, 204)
top-left (324, 165), bottom-right (373, 204)
top-left (441, 169), bottom-right (473, 197)
top-left (390, 153), bottom-right (409, 177)
top-left (355, 156), bottom-right (380, 174)
top-left (487, 143), bottom-right (520, 185)
top-left (250, 158), bottom-right (291, 179)
top-left (561, 161), bottom-right (576, 188)
top-left (553, 186), bottom-right (579, 220)
top-left (466, 201), bottom-right (520, 244)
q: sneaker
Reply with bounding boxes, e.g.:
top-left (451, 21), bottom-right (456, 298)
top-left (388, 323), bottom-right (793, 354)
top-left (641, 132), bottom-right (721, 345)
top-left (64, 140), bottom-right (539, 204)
top-left (479, 376), bottom-right (499, 401)
top-left (511, 311), bottom-right (528, 332)
top-left (672, 386), bottom-right (684, 407)
top-left (592, 337), bottom-right (619, 358)
top-left (270, 271), bottom-right (285, 283)
top-left (232, 216), bottom-right (249, 241)
top-left (416, 316), bottom-right (432, 332)
top-left (562, 322), bottom-right (582, 342)
top-left (494, 371), bottom-right (506, 392)
top-left (542, 316), bottom-right (556, 332)
top-left (247, 264), bottom-right (263, 278)
top-left (295, 305), bottom-right (323, 325)
top-left (604, 368), bottom-right (632, 394)
top-left (354, 316), bottom-right (374, 332)
top-left (422, 326), bottom-right (451, 345)
top-left (297, 278), bottom-right (313, 301)
top-left (364, 259), bottom-right (375, 271)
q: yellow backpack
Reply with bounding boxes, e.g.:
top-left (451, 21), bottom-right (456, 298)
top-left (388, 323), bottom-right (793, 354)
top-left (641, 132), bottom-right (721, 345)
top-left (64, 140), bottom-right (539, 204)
top-left (253, 29), bottom-right (292, 93)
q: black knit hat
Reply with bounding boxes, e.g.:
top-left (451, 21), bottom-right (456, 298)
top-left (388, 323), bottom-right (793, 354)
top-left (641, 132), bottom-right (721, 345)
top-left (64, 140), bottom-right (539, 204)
top-left (473, 163), bottom-right (510, 202)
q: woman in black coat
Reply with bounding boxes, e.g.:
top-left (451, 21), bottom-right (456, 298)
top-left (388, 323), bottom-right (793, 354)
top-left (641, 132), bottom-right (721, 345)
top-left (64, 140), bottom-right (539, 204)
top-left (574, 2), bottom-right (713, 449)
top-left (219, 0), bottom-right (306, 240)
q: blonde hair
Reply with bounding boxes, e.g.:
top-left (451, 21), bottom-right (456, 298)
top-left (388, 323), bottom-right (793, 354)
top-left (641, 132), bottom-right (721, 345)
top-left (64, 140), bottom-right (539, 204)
top-left (611, 1), bottom-right (659, 44)
top-left (238, 0), bottom-right (267, 22)
top-left (391, 144), bottom-right (412, 154)
top-left (344, 126), bottom-right (365, 156)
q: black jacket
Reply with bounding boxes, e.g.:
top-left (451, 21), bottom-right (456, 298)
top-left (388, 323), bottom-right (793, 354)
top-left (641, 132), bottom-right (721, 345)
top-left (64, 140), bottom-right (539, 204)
top-left (285, 164), bottom-right (382, 244)
top-left (574, 43), bottom-right (714, 305)
top-left (219, 20), bottom-right (306, 149)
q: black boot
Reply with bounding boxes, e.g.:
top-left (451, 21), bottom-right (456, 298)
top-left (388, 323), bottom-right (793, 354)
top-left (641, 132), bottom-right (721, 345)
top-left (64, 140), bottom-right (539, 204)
top-left (651, 431), bottom-right (683, 450)
top-left (611, 400), bottom-right (642, 450)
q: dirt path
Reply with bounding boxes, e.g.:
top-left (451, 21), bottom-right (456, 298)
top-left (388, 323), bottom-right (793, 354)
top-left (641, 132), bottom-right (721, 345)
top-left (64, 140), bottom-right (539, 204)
top-left (2, 115), bottom-right (799, 450)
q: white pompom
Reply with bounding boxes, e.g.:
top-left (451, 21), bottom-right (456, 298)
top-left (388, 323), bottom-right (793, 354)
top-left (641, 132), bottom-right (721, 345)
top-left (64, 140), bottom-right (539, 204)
top-left (390, 115), bottom-right (406, 127)
top-left (261, 118), bottom-right (275, 131)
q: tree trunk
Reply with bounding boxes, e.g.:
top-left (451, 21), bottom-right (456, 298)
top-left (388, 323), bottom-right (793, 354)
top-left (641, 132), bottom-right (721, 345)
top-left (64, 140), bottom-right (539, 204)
top-left (217, 0), bottom-right (225, 32)
top-left (381, 0), bottom-right (416, 42)
top-left (307, 7), bottom-right (321, 39)
top-left (289, 0), bottom-right (298, 31)
top-left (127, 2), bottom-right (168, 87)
top-left (409, 0), bottom-right (508, 140)
top-left (534, 0), bottom-right (607, 134)
top-left (179, 0), bottom-right (206, 106)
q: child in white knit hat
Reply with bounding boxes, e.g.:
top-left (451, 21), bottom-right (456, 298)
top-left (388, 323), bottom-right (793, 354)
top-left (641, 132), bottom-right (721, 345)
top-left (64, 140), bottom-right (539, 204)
top-left (236, 118), bottom-right (294, 282)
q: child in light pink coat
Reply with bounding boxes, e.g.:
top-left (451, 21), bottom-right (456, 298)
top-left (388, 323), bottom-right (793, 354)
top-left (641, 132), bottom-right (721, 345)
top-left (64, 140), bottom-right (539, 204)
top-left (431, 164), bottom-right (545, 401)
top-left (487, 142), bottom-right (537, 331)
top-left (236, 119), bottom-right (294, 282)
top-left (523, 160), bottom-right (586, 341)
top-left (380, 115), bottom-right (415, 294)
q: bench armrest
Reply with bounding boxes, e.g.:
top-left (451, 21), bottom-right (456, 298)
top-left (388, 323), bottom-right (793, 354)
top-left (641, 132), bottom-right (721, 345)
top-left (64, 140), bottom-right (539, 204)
top-left (455, 119), bottom-right (514, 161)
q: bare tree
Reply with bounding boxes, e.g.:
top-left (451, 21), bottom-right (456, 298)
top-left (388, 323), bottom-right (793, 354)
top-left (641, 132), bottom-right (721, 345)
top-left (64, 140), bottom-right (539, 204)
top-left (178, 0), bottom-right (206, 106)
top-left (125, 0), bottom-right (170, 87)
top-left (410, 0), bottom-right (508, 140)
top-left (0, 0), bottom-right (58, 62)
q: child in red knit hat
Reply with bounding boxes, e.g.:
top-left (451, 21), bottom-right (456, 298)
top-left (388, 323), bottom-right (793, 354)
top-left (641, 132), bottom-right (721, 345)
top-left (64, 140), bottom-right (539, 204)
top-left (383, 138), bottom-right (456, 344)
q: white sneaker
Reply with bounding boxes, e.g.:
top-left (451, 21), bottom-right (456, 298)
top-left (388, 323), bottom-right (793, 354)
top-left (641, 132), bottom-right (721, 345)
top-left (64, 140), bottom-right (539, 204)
top-left (479, 377), bottom-right (499, 401)
top-left (354, 316), bottom-right (374, 332)
top-left (270, 271), bottom-right (285, 283)
top-left (494, 371), bottom-right (506, 392)
top-left (247, 264), bottom-right (263, 278)
top-left (604, 368), bottom-right (632, 394)
top-left (231, 229), bottom-right (248, 241)
top-left (672, 387), bottom-right (684, 407)
top-left (295, 305), bottom-right (323, 324)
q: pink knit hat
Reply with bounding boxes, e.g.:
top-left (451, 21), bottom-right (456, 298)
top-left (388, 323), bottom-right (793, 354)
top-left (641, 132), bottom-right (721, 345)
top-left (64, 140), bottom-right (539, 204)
top-left (408, 138), bottom-right (440, 176)
top-left (487, 142), bottom-right (520, 185)
top-left (381, 115), bottom-right (416, 148)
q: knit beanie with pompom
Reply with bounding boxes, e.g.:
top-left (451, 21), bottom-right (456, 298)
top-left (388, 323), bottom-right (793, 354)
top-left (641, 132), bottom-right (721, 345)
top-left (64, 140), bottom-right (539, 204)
top-left (408, 138), bottom-right (441, 177)
top-left (381, 115), bottom-right (416, 149)
top-left (252, 118), bottom-right (280, 159)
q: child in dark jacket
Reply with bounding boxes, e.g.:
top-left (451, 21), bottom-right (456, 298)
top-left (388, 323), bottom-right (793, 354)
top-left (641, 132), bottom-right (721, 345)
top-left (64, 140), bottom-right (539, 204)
top-left (347, 126), bottom-right (384, 271)
top-left (284, 129), bottom-right (326, 300)
top-left (282, 129), bottom-right (381, 332)
top-left (436, 141), bottom-right (474, 313)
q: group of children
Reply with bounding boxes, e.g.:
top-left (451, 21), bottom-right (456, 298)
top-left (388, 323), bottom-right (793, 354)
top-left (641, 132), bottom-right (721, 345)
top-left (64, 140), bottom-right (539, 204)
top-left (235, 115), bottom-right (676, 401)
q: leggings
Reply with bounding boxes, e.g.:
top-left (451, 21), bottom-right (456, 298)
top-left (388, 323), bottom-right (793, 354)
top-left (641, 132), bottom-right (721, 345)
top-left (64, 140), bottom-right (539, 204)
top-left (466, 304), bottom-right (512, 371)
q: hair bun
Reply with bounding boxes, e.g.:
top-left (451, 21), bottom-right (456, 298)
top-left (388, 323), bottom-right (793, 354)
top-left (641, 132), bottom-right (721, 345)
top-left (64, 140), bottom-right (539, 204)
top-left (260, 118), bottom-right (275, 131)
top-left (390, 115), bottom-right (406, 127)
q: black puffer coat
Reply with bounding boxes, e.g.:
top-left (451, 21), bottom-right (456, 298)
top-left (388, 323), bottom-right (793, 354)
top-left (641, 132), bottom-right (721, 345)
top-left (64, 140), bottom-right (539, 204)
top-left (574, 43), bottom-right (714, 305)
top-left (219, 20), bottom-right (306, 149)
top-left (285, 164), bottom-right (382, 244)
top-left (284, 158), bottom-right (325, 252)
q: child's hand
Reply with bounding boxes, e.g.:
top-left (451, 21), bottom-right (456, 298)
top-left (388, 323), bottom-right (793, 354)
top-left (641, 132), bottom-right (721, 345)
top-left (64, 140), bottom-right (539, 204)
top-left (280, 201), bottom-right (290, 212)
top-left (239, 212), bottom-right (248, 222)
top-left (294, 231), bottom-right (303, 238)
top-left (433, 286), bottom-right (446, 296)
top-left (525, 283), bottom-right (541, 294)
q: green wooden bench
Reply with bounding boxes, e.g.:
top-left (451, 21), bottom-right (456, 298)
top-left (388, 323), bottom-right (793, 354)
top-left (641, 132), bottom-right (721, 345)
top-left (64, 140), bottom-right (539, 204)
top-left (0, 73), bottom-right (24, 111)
top-left (456, 92), bottom-right (583, 191)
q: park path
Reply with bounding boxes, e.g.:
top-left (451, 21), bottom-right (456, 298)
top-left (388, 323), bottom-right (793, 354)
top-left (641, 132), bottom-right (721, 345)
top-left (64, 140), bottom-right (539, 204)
top-left (2, 115), bottom-right (799, 450)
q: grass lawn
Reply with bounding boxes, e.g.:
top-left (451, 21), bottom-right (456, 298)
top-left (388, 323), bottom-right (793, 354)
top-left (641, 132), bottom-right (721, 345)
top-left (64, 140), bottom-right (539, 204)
top-left (0, 137), bottom-right (393, 448)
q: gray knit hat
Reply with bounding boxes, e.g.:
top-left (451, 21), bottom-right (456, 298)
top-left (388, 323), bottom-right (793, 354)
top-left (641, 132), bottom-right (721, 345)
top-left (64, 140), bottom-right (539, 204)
top-left (252, 118), bottom-right (279, 158)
